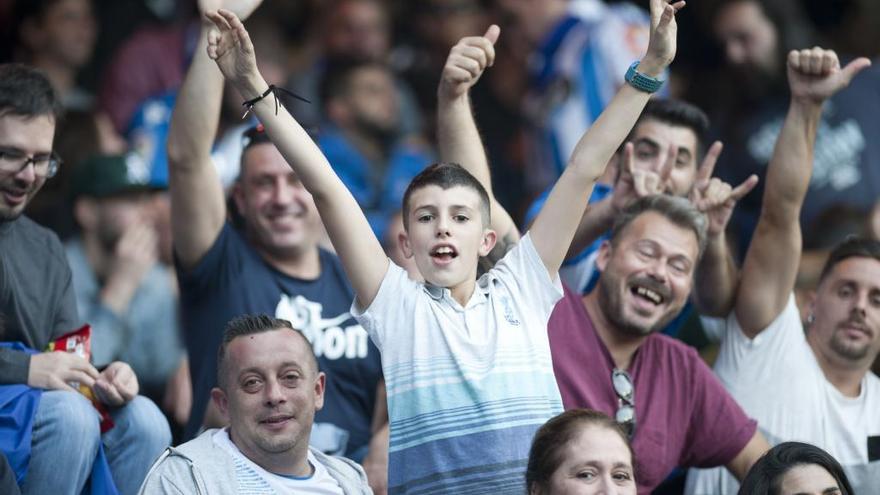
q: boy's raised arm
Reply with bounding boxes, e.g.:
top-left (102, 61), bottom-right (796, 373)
top-left (436, 25), bottom-right (520, 262)
top-left (528, 0), bottom-right (684, 275)
top-left (205, 9), bottom-right (388, 307)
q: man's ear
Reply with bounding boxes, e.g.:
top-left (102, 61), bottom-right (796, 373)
top-left (210, 387), bottom-right (230, 420)
top-left (596, 240), bottom-right (613, 273)
top-left (231, 182), bottom-right (246, 215)
top-left (807, 290), bottom-right (818, 322)
top-left (313, 372), bottom-right (326, 410)
top-left (398, 230), bottom-right (414, 259)
top-left (479, 229), bottom-right (497, 257)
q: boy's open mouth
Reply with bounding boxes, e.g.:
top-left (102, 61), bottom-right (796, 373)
top-left (430, 245), bottom-right (459, 262)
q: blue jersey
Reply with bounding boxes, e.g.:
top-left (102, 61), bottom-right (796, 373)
top-left (524, 0), bottom-right (651, 195)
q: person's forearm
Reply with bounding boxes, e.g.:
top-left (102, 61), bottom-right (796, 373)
top-left (167, 22), bottom-right (231, 268)
top-left (167, 23), bottom-right (224, 169)
top-left (234, 71), bottom-right (389, 307)
top-left (529, 57), bottom-right (664, 275)
top-left (566, 197), bottom-right (617, 258)
top-left (0, 348), bottom-right (30, 384)
top-left (437, 93), bottom-right (517, 242)
top-left (761, 98), bottom-right (822, 225)
top-left (693, 232), bottom-right (738, 317)
top-left (437, 95), bottom-right (489, 187)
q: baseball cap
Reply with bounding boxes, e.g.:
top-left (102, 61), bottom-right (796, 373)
top-left (72, 153), bottom-right (158, 198)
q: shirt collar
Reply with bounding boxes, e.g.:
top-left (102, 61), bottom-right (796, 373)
top-left (423, 275), bottom-right (493, 308)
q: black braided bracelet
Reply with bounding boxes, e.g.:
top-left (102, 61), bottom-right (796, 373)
top-left (241, 84), bottom-right (311, 119)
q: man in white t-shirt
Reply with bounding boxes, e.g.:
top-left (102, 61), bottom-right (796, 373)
top-left (138, 315), bottom-right (371, 494)
top-left (685, 48), bottom-right (880, 494)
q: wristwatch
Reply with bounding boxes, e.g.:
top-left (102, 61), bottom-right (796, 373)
top-left (625, 61), bottom-right (664, 93)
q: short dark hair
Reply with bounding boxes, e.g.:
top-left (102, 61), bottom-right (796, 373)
top-left (609, 195), bottom-right (708, 259)
top-left (631, 99), bottom-right (710, 156)
top-left (818, 237), bottom-right (880, 283)
top-left (400, 162), bottom-right (491, 230)
top-left (318, 56), bottom-right (388, 112)
top-left (737, 442), bottom-right (853, 495)
top-left (216, 314), bottom-right (317, 390)
top-left (526, 409), bottom-right (635, 493)
top-left (0, 63), bottom-right (62, 121)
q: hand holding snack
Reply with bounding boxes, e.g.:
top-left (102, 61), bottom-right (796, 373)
top-left (40, 325), bottom-right (116, 431)
top-left (27, 351), bottom-right (99, 392)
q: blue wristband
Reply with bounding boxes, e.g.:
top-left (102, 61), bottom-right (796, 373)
top-left (625, 61), bottom-right (664, 93)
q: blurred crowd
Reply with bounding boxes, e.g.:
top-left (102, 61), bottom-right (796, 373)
top-left (0, 0), bottom-right (879, 494)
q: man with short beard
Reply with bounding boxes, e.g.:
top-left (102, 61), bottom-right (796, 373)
top-left (139, 315), bottom-right (371, 494)
top-left (706, 0), bottom-right (880, 246)
top-left (685, 47), bottom-right (879, 494)
top-left (547, 194), bottom-right (768, 494)
top-left (317, 57), bottom-right (432, 237)
top-left (0, 63), bottom-right (170, 495)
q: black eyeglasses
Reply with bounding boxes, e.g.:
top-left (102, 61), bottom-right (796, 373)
top-left (612, 368), bottom-right (636, 438)
top-left (0, 146), bottom-right (62, 179)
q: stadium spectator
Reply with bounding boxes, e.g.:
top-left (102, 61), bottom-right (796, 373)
top-left (165, 4), bottom-right (387, 493)
top-left (436, 19), bottom-right (767, 493)
top-left (202, 0), bottom-right (685, 490)
top-left (737, 442), bottom-right (854, 495)
top-left (526, 409), bottom-right (637, 495)
top-left (704, 0), bottom-right (880, 249)
top-left (286, 0), bottom-right (424, 139)
top-left (12, 0), bottom-right (98, 110)
top-left (494, 0), bottom-right (652, 197)
top-left (138, 315), bottom-right (372, 494)
top-left (0, 63), bottom-right (169, 495)
top-left (685, 48), bottom-right (878, 494)
top-left (65, 154), bottom-right (185, 405)
top-left (318, 57), bottom-right (432, 236)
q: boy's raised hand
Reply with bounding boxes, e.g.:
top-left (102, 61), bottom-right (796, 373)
top-left (438, 25), bottom-right (499, 101)
top-left (640, 0), bottom-right (686, 76)
top-left (205, 9), bottom-right (262, 95)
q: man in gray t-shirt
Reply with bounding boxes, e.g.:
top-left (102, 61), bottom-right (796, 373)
top-left (0, 63), bottom-right (169, 495)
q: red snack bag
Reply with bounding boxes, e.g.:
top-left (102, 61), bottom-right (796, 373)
top-left (47, 325), bottom-right (115, 433)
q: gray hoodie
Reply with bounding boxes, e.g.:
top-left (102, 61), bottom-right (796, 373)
top-left (138, 429), bottom-right (373, 494)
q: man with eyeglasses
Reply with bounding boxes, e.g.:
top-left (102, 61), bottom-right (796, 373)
top-left (0, 63), bottom-right (170, 495)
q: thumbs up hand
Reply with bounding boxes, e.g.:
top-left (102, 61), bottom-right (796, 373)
top-left (787, 47), bottom-right (871, 105)
top-left (438, 25), bottom-right (500, 101)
